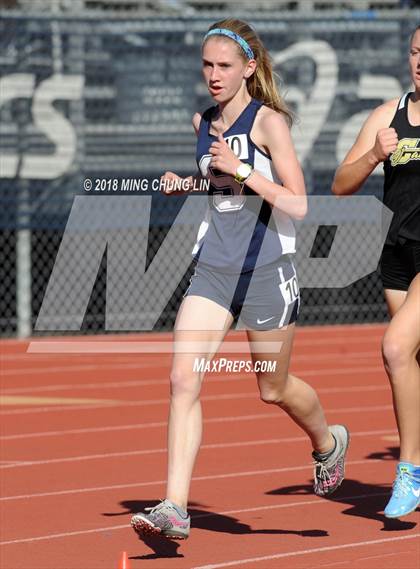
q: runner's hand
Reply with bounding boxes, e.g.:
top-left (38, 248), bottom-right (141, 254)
top-left (372, 128), bottom-right (398, 163)
top-left (160, 171), bottom-right (183, 194)
top-left (209, 133), bottom-right (241, 176)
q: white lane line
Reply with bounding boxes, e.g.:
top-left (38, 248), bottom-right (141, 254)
top-left (0, 395), bottom-right (121, 406)
top-left (190, 492), bottom-right (389, 520)
top-left (0, 387), bottom-right (391, 417)
top-left (0, 334), bottom-right (382, 364)
top-left (0, 395), bottom-right (389, 440)
top-left (0, 489), bottom-right (389, 545)
top-left (0, 419), bottom-right (170, 440)
top-left (1, 459), bottom-right (381, 501)
top-left (1, 350), bottom-right (381, 377)
top-left (314, 550), bottom-right (411, 569)
top-left (0, 391), bottom-right (256, 415)
top-left (0, 326), bottom-right (387, 361)
top-left (192, 534), bottom-right (420, 569)
top-left (0, 368), bottom-right (385, 395)
top-left (0, 524), bottom-right (129, 546)
top-left (0, 429), bottom-right (396, 470)
top-left (0, 362), bottom-right (161, 377)
top-left (1, 377), bottom-right (168, 394)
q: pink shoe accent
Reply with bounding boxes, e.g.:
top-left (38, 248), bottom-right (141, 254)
top-left (323, 465), bottom-right (341, 487)
top-left (168, 516), bottom-right (189, 529)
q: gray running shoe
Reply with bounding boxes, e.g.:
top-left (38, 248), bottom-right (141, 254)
top-left (312, 424), bottom-right (350, 496)
top-left (131, 499), bottom-right (190, 539)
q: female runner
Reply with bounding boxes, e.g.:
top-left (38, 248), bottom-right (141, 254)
top-left (332, 25), bottom-right (420, 519)
top-left (131, 18), bottom-right (349, 539)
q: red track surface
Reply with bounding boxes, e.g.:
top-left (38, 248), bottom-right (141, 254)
top-left (1, 324), bottom-right (419, 569)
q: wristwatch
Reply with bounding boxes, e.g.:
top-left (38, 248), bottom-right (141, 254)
top-left (234, 163), bottom-right (253, 184)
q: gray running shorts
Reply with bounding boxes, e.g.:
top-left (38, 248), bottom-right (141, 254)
top-left (184, 256), bottom-right (300, 331)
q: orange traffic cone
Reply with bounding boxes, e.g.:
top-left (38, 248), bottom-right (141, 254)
top-left (118, 551), bottom-right (130, 569)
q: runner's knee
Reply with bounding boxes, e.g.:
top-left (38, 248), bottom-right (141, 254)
top-left (169, 366), bottom-right (202, 399)
top-left (258, 374), bottom-right (288, 405)
top-left (382, 332), bottom-right (415, 376)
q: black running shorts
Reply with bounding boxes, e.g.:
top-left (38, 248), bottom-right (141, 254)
top-left (380, 239), bottom-right (420, 291)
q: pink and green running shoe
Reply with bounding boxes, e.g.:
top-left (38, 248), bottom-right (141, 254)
top-left (131, 499), bottom-right (190, 539)
top-left (312, 424), bottom-right (350, 496)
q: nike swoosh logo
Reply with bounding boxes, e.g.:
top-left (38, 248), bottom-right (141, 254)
top-left (257, 316), bottom-right (275, 325)
top-left (413, 488), bottom-right (420, 498)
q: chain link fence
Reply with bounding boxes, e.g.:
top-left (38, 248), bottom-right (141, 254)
top-left (1, 3), bottom-right (418, 336)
